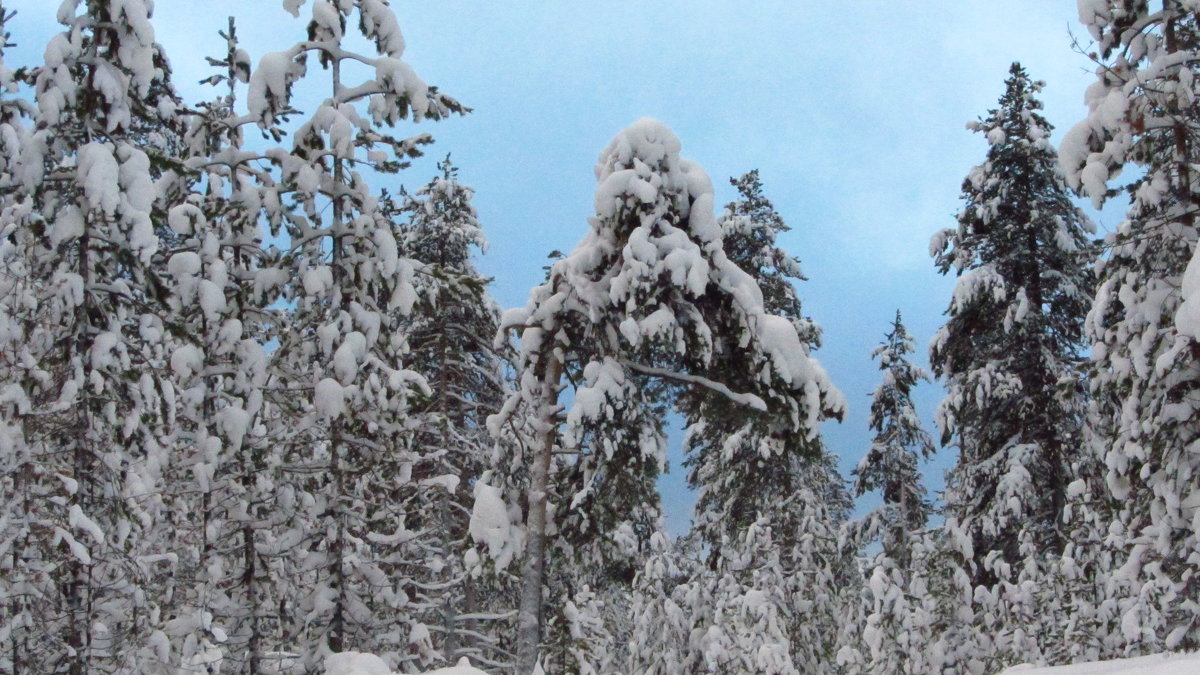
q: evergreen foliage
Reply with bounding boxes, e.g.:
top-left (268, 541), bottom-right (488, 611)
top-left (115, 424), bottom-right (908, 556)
top-left (245, 1), bottom-right (466, 668)
top-left (684, 170), bottom-right (829, 562)
top-left (931, 63), bottom-right (1094, 580)
top-left (854, 311), bottom-right (934, 568)
top-left (0, 1), bottom-right (181, 671)
top-left (157, 18), bottom-right (295, 671)
top-left (673, 170), bottom-right (851, 673)
top-left (489, 121), bottom-right (844, 673)
top-left (398, 157), bottom-right (507, 667)
top-left (1061, 0), bottom-right (1200, 655)
top-left (838, 313), bottom-right (936, 674)
top-left (9, 2), bottom-right (1200, 673)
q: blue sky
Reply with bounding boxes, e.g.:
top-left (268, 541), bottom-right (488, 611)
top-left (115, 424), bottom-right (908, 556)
top-left (7, 1), bottom-right (1122, 534)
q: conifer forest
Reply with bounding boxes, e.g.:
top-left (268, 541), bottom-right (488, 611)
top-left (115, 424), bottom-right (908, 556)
top-left (2, 1), bottom-right (1200, 674)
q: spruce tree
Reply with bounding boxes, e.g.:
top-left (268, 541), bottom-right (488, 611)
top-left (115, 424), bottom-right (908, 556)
top-left (840, 312), bottom-right (936, 674)
top-left (930, 63), bottom-right (1094, 582)
top-left (684, 170), bottom-right (827, 560)
top-left (853, 311), bottom-right (934, 569)
top-left (676, 171), bottom-right (849, 673)
top-left (398, 157), bottom-right (507, 667)
top-left (1061, 1), bottom-right (1200, 654)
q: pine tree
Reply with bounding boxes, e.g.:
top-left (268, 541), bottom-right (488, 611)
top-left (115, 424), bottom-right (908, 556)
top-left (155, 18), bottom-right (292, 672)
top-left (243, 1), bottom-right (465, 669)
top-left (930, 63), bottom-right (1094, 582)
top-left (1061, 1), bottom-right (1200, 655)
top-left (488, 120), bottom-right (844, 673)
top-left (0, 1), bottom-right (182, 670)
top-left (0, 5), bottom-right (38, 671)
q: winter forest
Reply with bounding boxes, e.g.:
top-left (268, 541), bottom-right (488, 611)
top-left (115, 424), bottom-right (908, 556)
top-left (0, 0), bottom-right (1199, 674)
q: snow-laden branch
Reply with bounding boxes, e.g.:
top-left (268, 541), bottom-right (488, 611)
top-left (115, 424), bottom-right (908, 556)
top-left (619, 359), bottom-right (767, 411)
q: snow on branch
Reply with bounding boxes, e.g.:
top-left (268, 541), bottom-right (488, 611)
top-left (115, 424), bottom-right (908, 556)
top-left (620, 359), bottom-right (767, 411)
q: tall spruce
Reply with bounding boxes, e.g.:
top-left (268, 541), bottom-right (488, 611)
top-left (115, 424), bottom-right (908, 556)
top-left (0, 1), bottom-right (181, 671)
top-left (840, 313), bottom-right (936, 674)
top-left (930, 63), bottom-right (1094, 581)
top-left (1061, 1), bottom-right (1200, 654)
top-left (683, 170), bottom-right (827, 560)
top-left (678, 170), bottom-right (850, 673)
top-left (398, 157), bottom-right (507, 668)
top-left (487, 121), bottom-right (844, 673)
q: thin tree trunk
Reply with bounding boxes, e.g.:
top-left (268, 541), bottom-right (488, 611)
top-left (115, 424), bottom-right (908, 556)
top-left (329, 419), bottom-right (346, 653)
top-left (515, 348), bottom-right (563, 674)
top-left (438, 326), bottom-right (460, 660)
top-left (327, 55), bottom-right (348, 656)
top-left (242, 516), bottom-right (261, 672)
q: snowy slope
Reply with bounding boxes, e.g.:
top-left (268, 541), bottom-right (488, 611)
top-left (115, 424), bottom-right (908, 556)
top-left (1002, 652), bottom-right (1200, 674)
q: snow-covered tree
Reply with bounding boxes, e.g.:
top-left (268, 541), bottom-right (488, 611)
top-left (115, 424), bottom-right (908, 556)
top-left (150, 18), bottom-right (295, 672)
top-left (853, 311), bottom-right (934, 568)
top-left (838, 312), bottom-right (936, 674)
top-left (693, 519), bottom-right (800, 675)
top-left (239, 1), bottom-right (465, 669)
top-left (0, 3), bottom-right (25, 182)
top-left (785, 450), bottom-right (856, 673)
top-left (683, 170), bottom-right (827, 560)
top-left (931, 63), bottom-right (1094, 581)
top-left (670, 170), bottom-right (849, 673)
top-left (718, 169), bottom-right (821, 346)
top-left (1061, 1), bottom-right (1200, 655)
top-left (397, 157), bottom-right (507, 667)
top-left (837, 530), bottom-right (942, 675)
top-left (488, 120), bottom-right (844, 673)
top-left (626, 532), bottom-right (697, 674)
top-left (0, 5), bottom-right (38, 671)
top-left (0, 1), bottom-right (182, 671)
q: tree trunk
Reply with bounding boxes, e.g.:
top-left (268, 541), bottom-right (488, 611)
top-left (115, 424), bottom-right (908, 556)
top-left (515, 347), bottom-right (563, 674)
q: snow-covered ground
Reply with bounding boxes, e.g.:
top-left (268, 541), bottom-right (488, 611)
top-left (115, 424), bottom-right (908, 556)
top-left (321, 650), bottom-right (1200, 674)
top-left (1002, 652), bottom-right (1200, 674)
top-left (323, 652), bottom-right (489, 675)
top-left (322, 650), bottom-right (1200, 674)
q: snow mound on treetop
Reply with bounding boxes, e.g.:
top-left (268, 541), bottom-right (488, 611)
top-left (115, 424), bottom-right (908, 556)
top-left (323, 652), bottom-right (489, 674)
top-left (1001, 651), bottom-right (1200, 674)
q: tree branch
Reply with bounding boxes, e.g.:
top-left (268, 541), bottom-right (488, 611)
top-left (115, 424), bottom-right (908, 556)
top-left (620, 360), bottom-right (767, 411)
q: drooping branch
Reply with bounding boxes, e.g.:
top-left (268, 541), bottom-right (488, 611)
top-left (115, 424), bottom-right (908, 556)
top-left (619, 360), bottom-right (767, 411)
